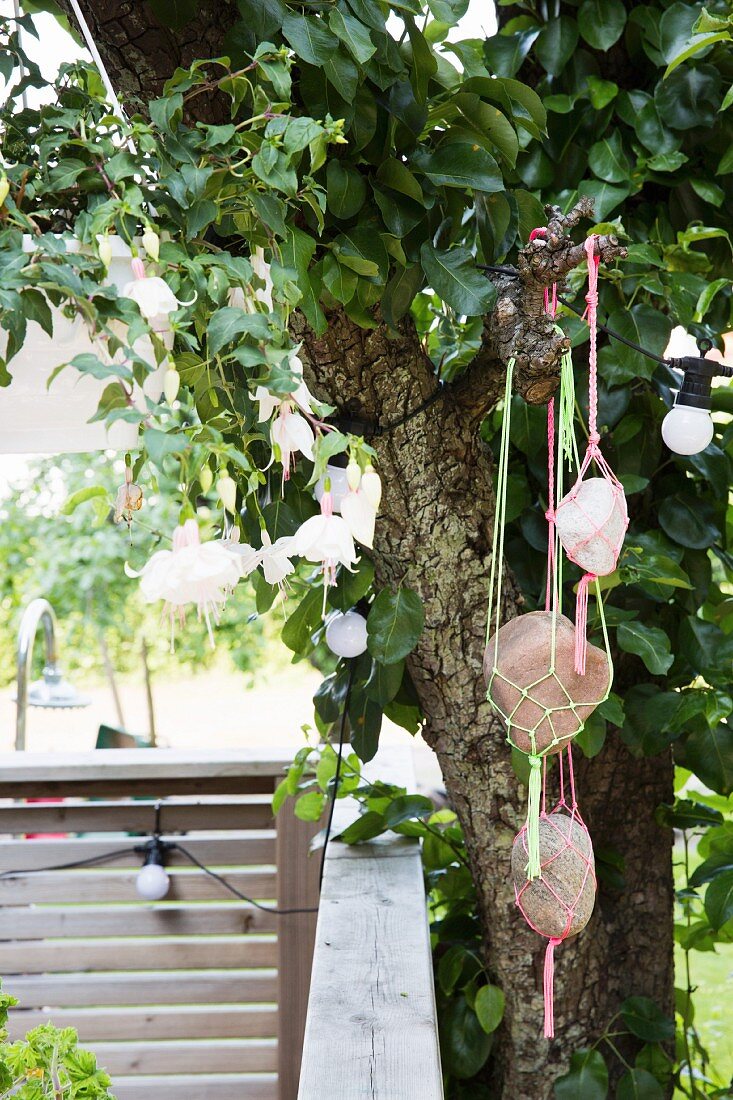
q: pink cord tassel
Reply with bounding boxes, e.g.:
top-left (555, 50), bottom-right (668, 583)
top-left (574, 573), bottom-right (595, 675)
top-left (544, 936), bottom-right (562, 1038)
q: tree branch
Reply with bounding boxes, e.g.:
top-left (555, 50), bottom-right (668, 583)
top-left (457, 199), bottom-right (627, 413)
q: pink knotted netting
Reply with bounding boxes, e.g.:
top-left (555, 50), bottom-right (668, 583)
top-left (555, 236), bottom-right (628, 674)
top-left (513, 745), bottom-right (596, 1039)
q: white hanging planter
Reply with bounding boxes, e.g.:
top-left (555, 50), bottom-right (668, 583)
top-left (0, 235), bottom-right (167, 455)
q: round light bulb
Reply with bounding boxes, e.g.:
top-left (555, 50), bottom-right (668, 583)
top-left (325, 610), bottom-right (368, 658)
top-left (661, 404), bottom-right (714, 456)
top-left (135, 861), bottom-right (170, 901)
top-left (314, 464), bottom-right (349, 513)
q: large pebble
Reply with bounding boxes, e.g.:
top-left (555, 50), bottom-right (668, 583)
top-left (512, 812), bottom-right (596, 938)
top-left (484, 611), bottom-right (610, 755)
top-left (555, 476), bottom-right (627, 576)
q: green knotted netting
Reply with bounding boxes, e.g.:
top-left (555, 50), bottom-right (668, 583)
top-left (485, 352), bottom-right (613, 879)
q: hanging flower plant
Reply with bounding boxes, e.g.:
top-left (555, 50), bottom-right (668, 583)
top-left (293, 493), bottom-right (358, 589)
top-left (133, 518), bottom-right (241, 649)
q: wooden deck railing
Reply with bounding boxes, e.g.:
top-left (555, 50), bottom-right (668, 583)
top-left (0, 749), bottom-right (319, 1100)
top-left (298, 747), bottom-right (444, 1100)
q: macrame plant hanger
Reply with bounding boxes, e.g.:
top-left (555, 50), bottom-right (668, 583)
top-left (513, 745), bottom-right (596, 1038)
top-left (555, 236), bottom-right (629, 674)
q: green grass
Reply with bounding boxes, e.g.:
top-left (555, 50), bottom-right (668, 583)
top-left (675, 942), bottom-right (733, 1090)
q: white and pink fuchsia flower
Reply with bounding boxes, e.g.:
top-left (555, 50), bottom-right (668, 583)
top-left (293, 491), bottom-right (357, 592)
top-left (255, 354), bottom-right (320, 480)
top-left (134, 519), bottom-right (241, 649)
top-left (122, 258), bottom-right (182, 349)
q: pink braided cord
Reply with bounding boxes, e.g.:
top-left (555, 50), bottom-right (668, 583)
top-left (584, 236), bottom-right (600, 445)
top-left (514, 746), bottom-right (594, 1039)
top-left (530, 225), bottom-right (559, 613)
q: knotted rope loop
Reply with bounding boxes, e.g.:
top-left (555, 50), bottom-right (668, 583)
top-left (526, 754), bottom-right (544, 880)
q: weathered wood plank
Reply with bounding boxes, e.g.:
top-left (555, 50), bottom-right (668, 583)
top-left (0, 935), bottom-right (277, 973)
top-left (0, 835), bottom-right (276, 871)
top-left (7, 1005), bottom-right (278, 1041)
top-left (0, 903), bottom-right (277, 940)
top-left (111, 1074), bottom-right (278, 1100)
top-left (5, 970), bottom-right (277, 1007)
top-left (298, 745), bottom-right (443, 1100)
top-left (0, 798), bottom-right (274, 835)
top-left (0, 869), bottom-right (276, 904)
top-left (0, 750), bottom-right (290, 798)
top-left (277, 809), bottom-right (320, 1100)
top-left (91, 1039), bottom-right (277, 1075)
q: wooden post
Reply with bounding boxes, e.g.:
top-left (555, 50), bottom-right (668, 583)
top-left (276, 802), bottom-right (320, 1100)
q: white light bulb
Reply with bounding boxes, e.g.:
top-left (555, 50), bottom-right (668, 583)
top-left (325, 610), bottom-right (368, 658)
top-left (314, 464), bottom-right (349, 513)
top-left (135, 861), bottom-right (170, 901)
top-left (661, 404), bottom-right (714, 456)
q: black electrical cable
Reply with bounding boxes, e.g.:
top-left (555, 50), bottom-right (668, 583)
top-left (0, 847), bottom-right (139, 878)
top-left (318, 660), bottom-right (356, 890)
top-left (170, 842), bottom-right (318, 915)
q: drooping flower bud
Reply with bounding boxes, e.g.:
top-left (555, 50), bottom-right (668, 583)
top-left (346, 460), bottom-right (361, 492)
top-left (217, 470), bottom-right (237, 514)
top-left (142, 226), bottom-right (160, 262)
top-left (361, 464), bottom-right (382, 511)
top-left (97, 234), bottom-right (112, 269)
top-left (0, 175), bottom-right (10, 206)
top-left (163, 365), bottom-right (180, 404)
top-left (200, 466), bottom-right (213, 493)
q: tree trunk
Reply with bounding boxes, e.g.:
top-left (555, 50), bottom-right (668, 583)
top-left (56, 6), bottom-right (675, 1093)
top-left (294, 307), bottom-right (674, 1098)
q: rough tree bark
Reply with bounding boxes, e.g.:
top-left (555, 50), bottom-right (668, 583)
top-left (57, 7), bottom-right (675, 1095)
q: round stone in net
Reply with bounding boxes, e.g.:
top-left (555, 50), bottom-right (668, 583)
top-left (512, 812), bottom-right (596, 939)
top-left (555, 476), bottom-right (627, 576)
top-left (484, 611), bottom-right (610, 755)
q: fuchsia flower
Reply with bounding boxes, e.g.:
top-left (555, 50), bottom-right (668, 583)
top-left (293, 491), bottom-right (357, 589)
top-left (122, 258), bottom-right (181, 348)
top-left (136, 519), bottom-right (240, 649)
top-left (255, 357), bottom-right (320, 480)
top-left (259, 530), bottom-right (296, 588)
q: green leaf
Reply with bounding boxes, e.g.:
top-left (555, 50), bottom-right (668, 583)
top-left (587, 76), bottom-right (619, 109)
top-left (656, 798), bottom-right (723, 831)
top-left (339, 809), bottom-right (386, 844)
top-left (439, 994), bottom-right (493, 1080)
top-left (578, 180), bottom-right (631, 222)
top-left (484, 29), bottom-right (539, 79)
top-left (589, 132), bottom-right (631, 183)
top-left (616, 1068), bottom-right (664, 1100)
top-left (438, 944), bottom-right (468, 995)
top-left (679, 722), bottom-right (733, 796)
top-left (382, 264), bottom-right (424, 328)
top-left (616, 622), bottom-right (674, 675)
top-left (554, 1048), bottom-right (608, 1100)
top-left (474, 984), bottom-right (505, 1034)
top-left (704, 869), bottom-right (733, 930)
top-left (577, 0), bottom-right (626, 50)
top-left (655, 65), bottom-right (722, 131)
top-left (329, 8), bottom-right (376, 64)
top-left (420, 243), bottom-right (497, 316)
top-left (367, 586), bottom-right (425, 664)
top-left (365, 659), bottom-right (404, 705)
top-left (294, 790), bottom-right (325, 821)
top-left (383, 794), bottom-right (433, 827)
top-left (665, 31), bottom-right (731, 76)
top-left (329, 556), bottom-right (375, 612)
top-left (60, 485), bottom-right (109, 516)
top-left (535, 16), bottom-right (579, 76)
top-left (349, 692), bottom-right (383, 762)
top-left (207, 307), bottom-right (269, 356)
top-left (282, 227), bottom-right (327, 335)
top-left (281, 586), bottom-right (323, 654)
top-left (143, 427), bottom-right (188, 467)
top-left (326, 161), bottom-right (367, 220)
top-left (658, 494), bottom-right (719, 549)
top-left (282, 12), bottom-right (339, 65)
top-left (416, 142), bottom-right (502, 192)
top-left (621, 997), bottom-right (675, 1043)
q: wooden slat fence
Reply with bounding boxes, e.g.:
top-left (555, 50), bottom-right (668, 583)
top-left (0, 749), bottom-right (319, 1100)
